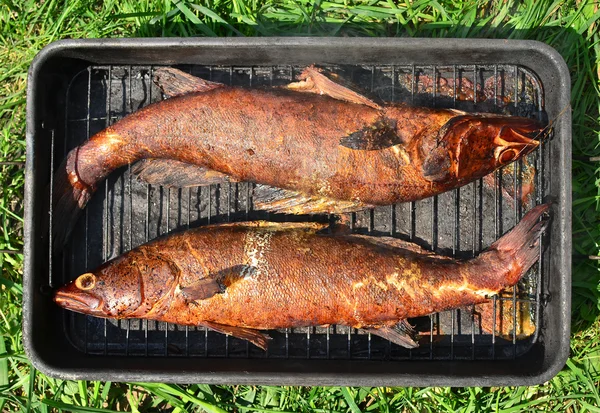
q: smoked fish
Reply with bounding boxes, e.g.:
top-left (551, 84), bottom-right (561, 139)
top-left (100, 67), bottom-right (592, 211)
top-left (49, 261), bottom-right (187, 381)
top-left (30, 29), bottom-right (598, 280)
top-left (53, 66), bottom-right (545, 245)
top-left (54, 203), bottom-right (550, 349)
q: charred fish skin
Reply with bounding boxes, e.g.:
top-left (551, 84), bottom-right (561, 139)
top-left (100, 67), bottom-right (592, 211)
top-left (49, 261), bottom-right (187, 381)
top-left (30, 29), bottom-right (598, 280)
top-left (51, 66), bottom-right (545, 247)
top-left (54, 203), bottom-right (550, 350)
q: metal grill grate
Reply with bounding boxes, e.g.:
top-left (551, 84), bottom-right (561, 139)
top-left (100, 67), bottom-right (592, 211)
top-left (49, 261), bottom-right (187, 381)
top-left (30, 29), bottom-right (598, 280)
top-left (51, 63), bottom-right (549, 361)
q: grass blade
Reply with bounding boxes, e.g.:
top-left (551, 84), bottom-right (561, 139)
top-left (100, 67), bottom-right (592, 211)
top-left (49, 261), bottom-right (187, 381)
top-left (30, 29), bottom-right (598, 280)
top-left (78, 380), bottom-right (87, 407)
top-left (0, 337), bottom-right (7, 385)
top-left (0, 277), bottom-right (22, 297)
top-left (136, 383), bottom-right (228, 413)
top-left (100, 381), bottom-right (112, 405)
top-left (340, 387), bottom-right (362, 413)
top-left (172, 0), bottom-right (217, 36)
top-left (42, 399), bottom-right (123, 413)
top-left (26, 367), bottom-right (36, 413)
top-left (0, 336), bottom-right (6, 411)
top-left (110, 12), bottom-right (163, 19)
top-left (188, 3), bottom-right (245, 35)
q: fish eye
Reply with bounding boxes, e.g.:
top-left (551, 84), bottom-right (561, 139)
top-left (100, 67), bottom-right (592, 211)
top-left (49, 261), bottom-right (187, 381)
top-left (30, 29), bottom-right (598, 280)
top-left (75, 273), bottom-right (96, 290)
top-left (498, 148), bottom-right (518, 164)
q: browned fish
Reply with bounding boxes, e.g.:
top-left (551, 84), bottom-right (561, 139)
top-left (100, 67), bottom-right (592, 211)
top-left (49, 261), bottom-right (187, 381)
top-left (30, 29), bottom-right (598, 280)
top-left (54, 203), bottom-right (550, 349)
top-left (52, 66), bottom-right (545, 245)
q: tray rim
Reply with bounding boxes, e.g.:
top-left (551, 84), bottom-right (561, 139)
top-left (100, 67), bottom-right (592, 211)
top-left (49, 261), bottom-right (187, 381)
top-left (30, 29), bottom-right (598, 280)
top-left (23, 37), bottom-right (572, 386)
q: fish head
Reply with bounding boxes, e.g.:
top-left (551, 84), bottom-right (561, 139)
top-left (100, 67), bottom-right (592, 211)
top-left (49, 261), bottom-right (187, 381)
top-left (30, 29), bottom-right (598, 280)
top-left (54, 250), bottom-right (177, 319)
top-left (422, 114), bottom-right (544, 184)
top-left (53, 272), bottom-right (105, 316)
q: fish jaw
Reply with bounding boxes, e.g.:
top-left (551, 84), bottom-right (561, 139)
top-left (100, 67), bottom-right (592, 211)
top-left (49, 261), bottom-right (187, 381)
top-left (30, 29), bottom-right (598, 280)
top-left (454, 117), bottom-right (544, 181)
top-left (422, 115), bottom-right (545, 184)
top-left (492, 119), bottom-right (543, 162)
top-left (54, 287), bottom-right (104, 317)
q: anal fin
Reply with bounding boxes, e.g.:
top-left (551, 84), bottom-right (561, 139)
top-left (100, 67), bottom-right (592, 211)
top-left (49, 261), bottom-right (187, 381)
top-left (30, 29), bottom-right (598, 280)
top-left (202, 321), bottom-right (271, 350)
top-left (364, 321), bottom-right (419, 349)
top-left (253, 184), bottom-right (372, 215)
top-left (132, 159), bottom-right (237, 188)
top-left (153, 67), bottom-right (224, 97)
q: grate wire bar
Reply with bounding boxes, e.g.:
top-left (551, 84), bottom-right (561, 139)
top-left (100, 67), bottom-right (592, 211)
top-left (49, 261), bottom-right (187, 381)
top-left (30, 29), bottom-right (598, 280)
top-left (53, 63), bottom-right (548, 361)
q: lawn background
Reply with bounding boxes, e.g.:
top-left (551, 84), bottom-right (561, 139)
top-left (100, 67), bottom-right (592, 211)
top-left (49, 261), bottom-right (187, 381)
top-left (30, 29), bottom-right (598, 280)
top-left (1, 0), bottom-right (599, 411)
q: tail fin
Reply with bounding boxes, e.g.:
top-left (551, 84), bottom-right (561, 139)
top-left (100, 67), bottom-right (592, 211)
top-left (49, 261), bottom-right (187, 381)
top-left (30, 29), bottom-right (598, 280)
top-left (51, 147), bottom-right (95, 251)
top-left (487, 202), bottom-right (551, 284)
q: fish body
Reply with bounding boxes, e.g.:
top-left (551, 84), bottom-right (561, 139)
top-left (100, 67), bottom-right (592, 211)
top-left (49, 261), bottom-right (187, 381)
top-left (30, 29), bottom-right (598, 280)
top-left (74, 88), bottom-right (451, 204)
top-left (53, 66), bottom-right (544, 245)
top-left (54, 204), bottom-right (550, 349)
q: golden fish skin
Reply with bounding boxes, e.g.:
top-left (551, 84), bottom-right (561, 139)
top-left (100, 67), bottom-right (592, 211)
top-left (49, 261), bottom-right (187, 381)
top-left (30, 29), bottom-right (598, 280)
top-left (54, 204), bottom-right (550, 350)
top-left (51, 66), bottom-right (545, 247)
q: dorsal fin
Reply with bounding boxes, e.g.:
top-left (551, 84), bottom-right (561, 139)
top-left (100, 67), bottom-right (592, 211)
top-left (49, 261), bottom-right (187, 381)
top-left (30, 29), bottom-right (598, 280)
top-left (153, 67), bottom-right (224, 97)
top-left (342, 234), bottom-right (453, 261)
top-left (286, 65), bottom-right (381, 109)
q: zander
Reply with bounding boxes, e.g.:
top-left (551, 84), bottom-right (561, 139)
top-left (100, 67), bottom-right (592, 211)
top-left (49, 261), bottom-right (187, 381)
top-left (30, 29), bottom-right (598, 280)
top-left (52, 66), bottom-right (545, 245)
top-left (54, 204), bottom-right (550, 349)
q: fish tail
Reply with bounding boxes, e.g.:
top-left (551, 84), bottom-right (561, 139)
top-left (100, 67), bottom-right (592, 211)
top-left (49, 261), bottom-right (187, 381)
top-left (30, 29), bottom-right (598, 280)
top-left (486, 202), bottom-right (551, 285)
top-left (52, 130), bottom-right (130, 250)
top-left (51, 147), bottom-right (96, 250)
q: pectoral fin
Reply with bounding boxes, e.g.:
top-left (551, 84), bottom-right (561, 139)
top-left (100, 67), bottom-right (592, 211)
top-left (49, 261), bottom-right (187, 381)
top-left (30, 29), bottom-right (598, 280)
top-left (253, 184), bottom-right (372, 214)
top-left (132, 159), bottom-right (237, 187)
top-left (364, 321), bottom-right (419, 349)
top-left (339, 118), bottom-right (402, 150)
top-left (201, 321), bottom-right (271, 350)
top-left (180, 278), bottom-right (224, 302)
top-left (287, 65), bottom-right (381, 109)
top-left (153, 67), bottom-right (224, 97)
top-left (181, 265), bottom-right (256, 302)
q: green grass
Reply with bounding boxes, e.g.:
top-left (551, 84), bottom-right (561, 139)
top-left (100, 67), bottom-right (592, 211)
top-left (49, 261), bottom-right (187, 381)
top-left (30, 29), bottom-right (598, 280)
top-left (1, 0), bottom-right (599, 411)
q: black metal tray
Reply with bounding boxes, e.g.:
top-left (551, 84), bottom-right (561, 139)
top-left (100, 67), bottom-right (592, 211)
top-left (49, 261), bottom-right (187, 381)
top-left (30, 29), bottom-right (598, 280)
top-left (24, 38), bottom-right (571, 386)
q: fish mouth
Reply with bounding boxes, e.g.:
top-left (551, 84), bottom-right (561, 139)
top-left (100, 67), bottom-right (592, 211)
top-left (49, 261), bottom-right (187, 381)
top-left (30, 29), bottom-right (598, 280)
top-left (497, 126), bottom-right (541, 145)
top-left (54, 289), bottom-right (103, 315)
top-left (492, 123), bottom-right (543, 163)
